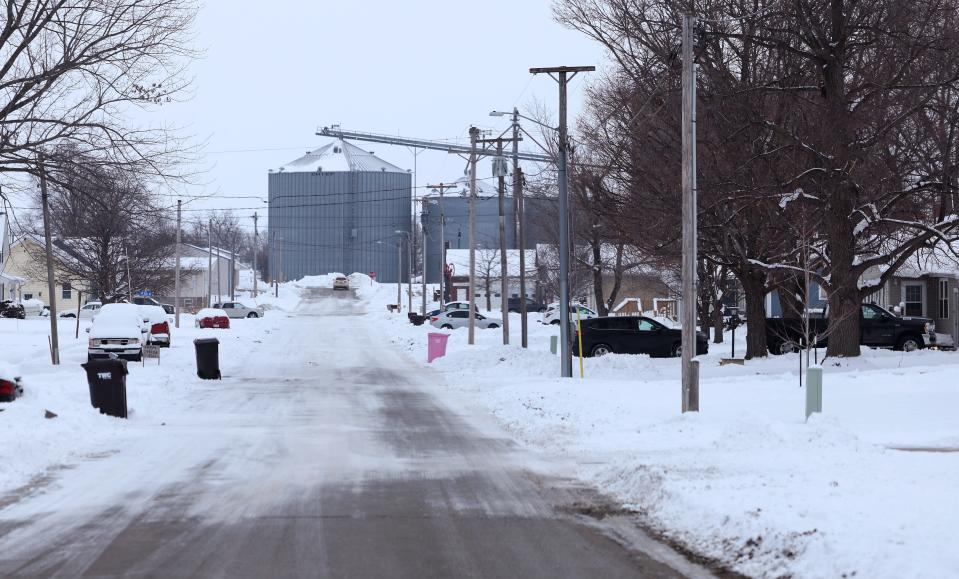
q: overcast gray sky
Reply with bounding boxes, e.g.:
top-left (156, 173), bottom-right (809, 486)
top-left (156, 0), bottom-right (607, 228)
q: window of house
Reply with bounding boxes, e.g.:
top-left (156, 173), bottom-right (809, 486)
top-left (939, 280), bottom-right (949, 319)
top-left (23, 293), bottom-right (32, 300)
top-left (62, 282), bottom-right (72, 300)
top-left (904, 284), bottom-right (924, 317)
top-left (818, 284), bottom-right (828, 301)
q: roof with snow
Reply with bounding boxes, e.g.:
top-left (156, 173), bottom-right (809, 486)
top-left (274, 139), bottom-right (406, 174)
top-left (423, 175), bottom-right (499, 199)
top-left (445, 249), bottom-right (537, 278)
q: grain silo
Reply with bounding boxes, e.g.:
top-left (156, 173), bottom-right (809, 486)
top-left (268, 140), bottom-right (412, 283)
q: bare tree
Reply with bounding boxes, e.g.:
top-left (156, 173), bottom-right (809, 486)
top-left (556, 0), bottom-right (959, 358)
top-left (23, 152), bottom-right (180, 300)
top-left (0, 0), bottom-right (197, 189)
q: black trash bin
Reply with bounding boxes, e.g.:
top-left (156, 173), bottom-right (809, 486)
top-left (81, 358), bottom-right (128, 418)
top-left (194, 338), bottom-right (221, 380)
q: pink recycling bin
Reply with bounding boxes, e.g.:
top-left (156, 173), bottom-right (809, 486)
top-left (428, 332), bottom-right (450, 363)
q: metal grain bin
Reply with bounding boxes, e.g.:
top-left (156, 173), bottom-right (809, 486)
top-left (268, 140), bottom-right (412, 283)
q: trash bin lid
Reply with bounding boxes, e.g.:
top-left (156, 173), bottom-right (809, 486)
top-left (193, 338), bottom-right (220, 345)
top-left (81, 358), bottom-right (128, 376)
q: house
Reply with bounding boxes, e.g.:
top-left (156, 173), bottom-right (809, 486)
top-left (156, 244), bottom-right (246, 309)
top-left (0, 213), bottom-right (24, 301)
top-left (444, 248), bottom-right (538, 307)
top-left (4, 235), bottom-right (90, 312)
top-left (870, 249), bottom-right (959, 347)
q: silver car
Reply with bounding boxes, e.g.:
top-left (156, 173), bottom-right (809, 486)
top-left (430, 310), bottom-right (502, 330)
top-left (212, 301), bottom-right (265, 319)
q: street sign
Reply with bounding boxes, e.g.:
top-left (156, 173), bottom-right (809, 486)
top-left (137, 290), bottom-right (154, 297)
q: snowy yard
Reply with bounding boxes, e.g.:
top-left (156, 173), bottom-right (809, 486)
top-left (367, 284), bottom-right (959, 579)
top-left (0, 305), bottom-right (292, 493)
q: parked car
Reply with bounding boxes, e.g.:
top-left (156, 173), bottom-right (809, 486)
top-left (0, 300), bottom-right (25, 319)
top-left (430, 310), bottom-right (502, 330)
top-left (19, 299), bottom-right (44, 317)
top-left (507, 297), bottom-right (547, 313)
top-left (211, 301), bottom-right (265, 319)
top-left (86, 303), bottom-right (150, 361)
top-left (765, 303), bottom-right (934, 354)
top-left (61, 301), bottom-right (102, 319)
top-left (131, 296), bottom-right (175, 314)
top-left (196, 308), bottom-right (231, 329)
top-left (333, 276), bottom-right (350, 291)
top-left (138, 305), bottom-right (171, 347)
top-left (574, 316), bottom-right (709, 358)
top-left (542, 303), bottom-right (597, 325)
top-left (0, 371), bottom-right (22, 403)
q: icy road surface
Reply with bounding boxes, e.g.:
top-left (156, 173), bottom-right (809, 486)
top-left (0, 290), bottom-right (707, 578)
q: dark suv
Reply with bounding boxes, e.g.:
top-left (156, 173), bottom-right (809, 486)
top-left (574, 316), bottom-right (708, 358)
top-left (507, 297), bottom-right (547, 313)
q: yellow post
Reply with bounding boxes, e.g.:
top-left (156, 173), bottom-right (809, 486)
top-left (576, 307), bottom-right (585, 378)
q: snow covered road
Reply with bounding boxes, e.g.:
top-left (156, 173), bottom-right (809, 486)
top-left (0, 292), bottom-right (705, 578)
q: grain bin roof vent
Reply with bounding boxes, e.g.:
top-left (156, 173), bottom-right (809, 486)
top-left (273, 139), bottom-right (405, 174)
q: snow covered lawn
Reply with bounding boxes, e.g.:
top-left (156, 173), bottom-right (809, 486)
top-left (0, 304), bottom-right (294, 493)
top-left (367, 284), bottom-right (959, 579)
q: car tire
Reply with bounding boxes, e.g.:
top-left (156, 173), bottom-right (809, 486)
top-left (62, 313), bottom-right (76, 318)
top-left (779, 340), bottom-right (801, 355)
top-left (441, 324), bottom-right (453, 330)
top-left (896, 334), bottom-right (921, 352)
top-left (487, 323), bottom-right (499, 329)
top-left (591, 343), bottom-right (613, 357)
top-left (550, 320), bottom-right (560, 325)
top-left (247, 312), bottom-right (258, 318)
top-left (671, 342), bottom-right (682, 358)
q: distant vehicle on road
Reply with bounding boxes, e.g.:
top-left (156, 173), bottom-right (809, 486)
top-left (507, 297), bottom-right (547, 313)
top-left (333, 276), bottom-right (350, 291)
top-left (430, 310), bottom-right (502, 330)
top-left (765, 303), bottom-right (934, 354)
top-left (574, 316), bottom-right (708, 358)
top-left (212, 301), bottom-right (264, 319)
top-left (542, 303), bottom-right (597, 325)
top-left (87, 303), bottom-right (150, 362)
top-left (196, 308), bottom-right (231, 329)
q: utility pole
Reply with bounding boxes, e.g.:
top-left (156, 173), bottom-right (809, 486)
top-left (495, 139), bottom-right (510, 345)
top-left (38, 158), bottom-right (59, 365)
top-left (396, 240), bottom-right (402, 309)
top-left (407, 236), bottom-right (412, 313)
top-left (468, 127), bottom-right (479, 345)
top-left (252, 212), bottom-right (259, 298)
top-left (530, 65), bottom-right (595, 377)
top-left (124, 243), bottom-right (133, 301)
top-left (207, 219), bottom-right (213, 307)
top-left (427, 183), bottom-right (456, 306)
top-left (421, 198), bottom-right (428, 315)
top-left (511, 109), bottom-right (531, 348)
top-left (174, 199), bottom-right (181, 328)
top-left (517, 165), bottom-right (528, 348)
top-left (681, 14), bottom-right (700, 412)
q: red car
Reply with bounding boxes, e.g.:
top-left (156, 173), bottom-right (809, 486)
top-left (196, 308), bottom-right (230, 329)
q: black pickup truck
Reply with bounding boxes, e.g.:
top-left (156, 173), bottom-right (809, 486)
top-left (765, 303), bottom-right (935, 354)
